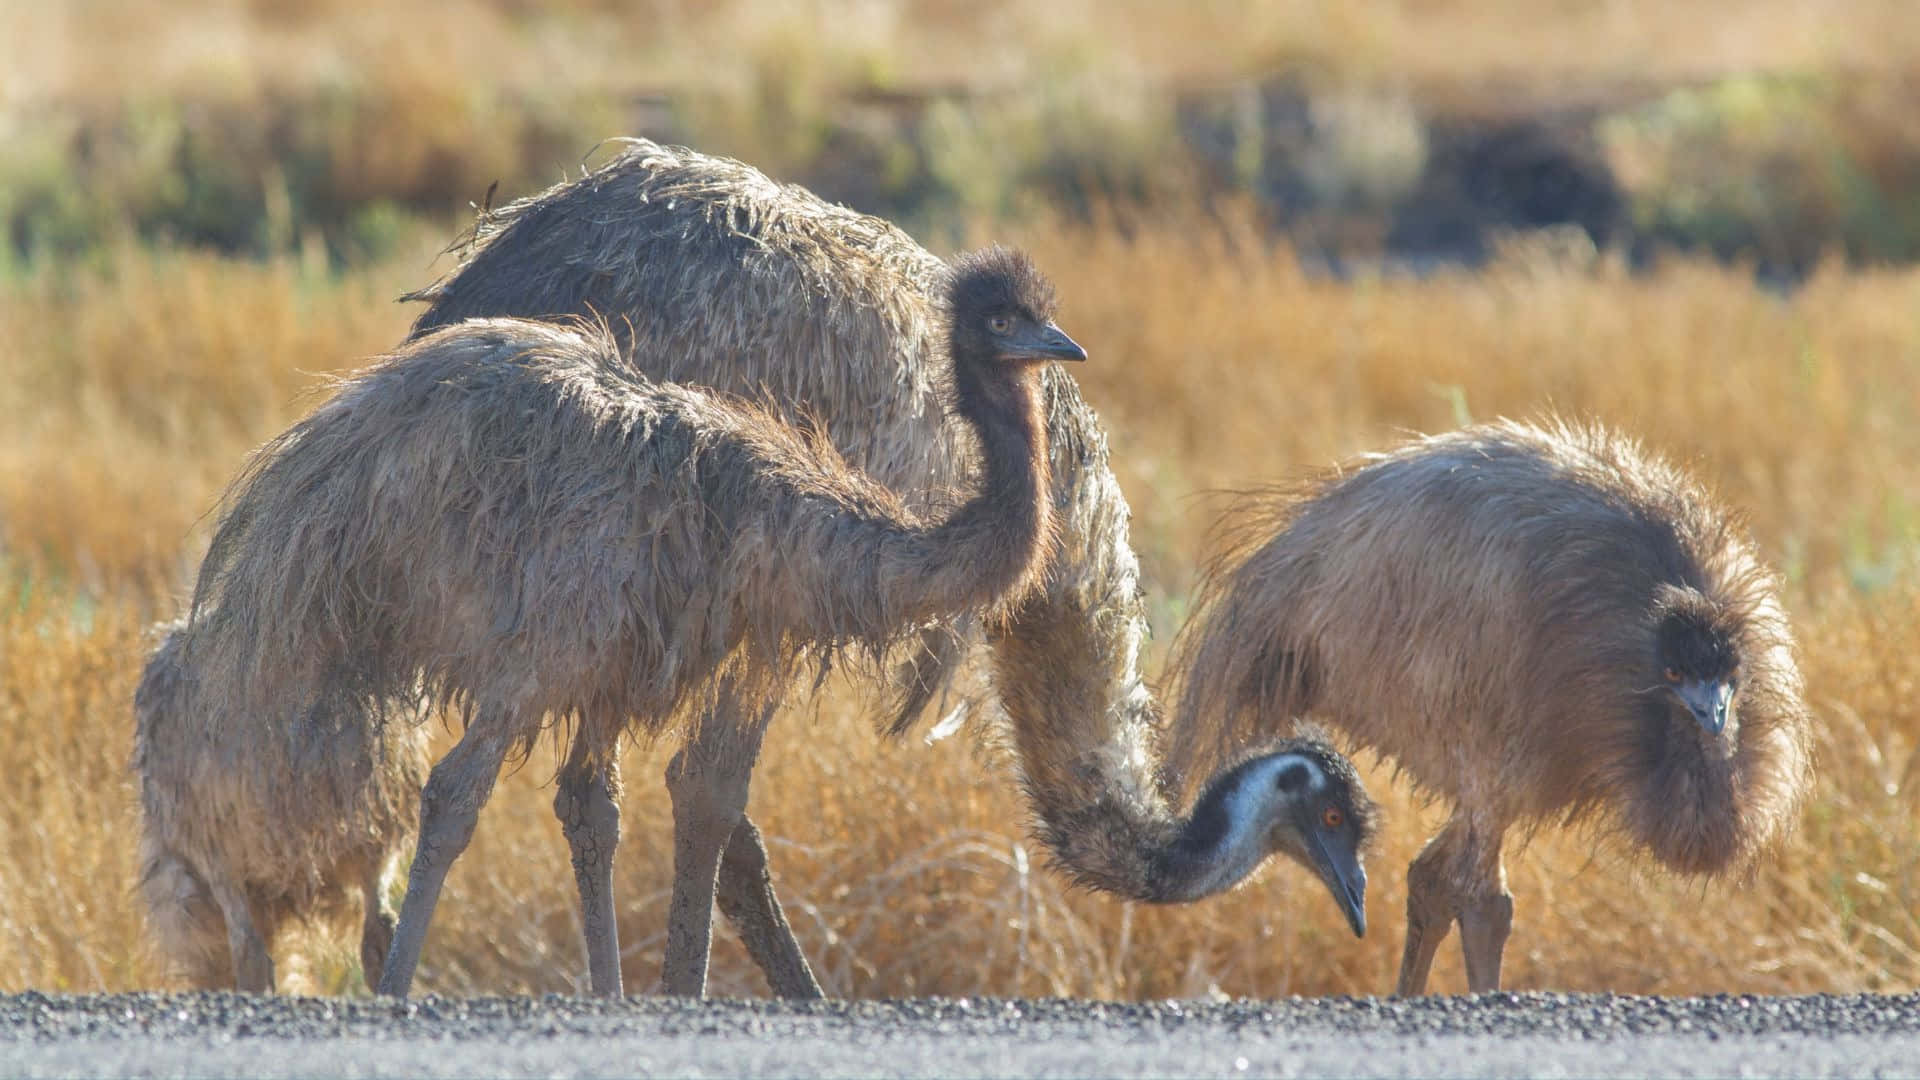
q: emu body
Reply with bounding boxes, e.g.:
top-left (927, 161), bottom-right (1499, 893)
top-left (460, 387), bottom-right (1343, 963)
top-left (192, 250), bottom-right (1079, 998)
top-left (398, 139), bottom-right (1377, 991)
top-left (132, 620), bottom-right (429, 992)
top-left (1175, 418), bottom-right (1813, 994)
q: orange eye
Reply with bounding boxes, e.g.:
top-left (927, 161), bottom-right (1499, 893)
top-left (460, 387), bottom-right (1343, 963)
top-left (987, 314), bottom-right (1013, 334)
top-left (1664, 668), bottom-right (1682, 683)
top-left (1322, 807), bottom-right (1344, 829)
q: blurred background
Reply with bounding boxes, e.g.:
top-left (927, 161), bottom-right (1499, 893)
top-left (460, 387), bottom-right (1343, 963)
top-left (7, 1), bottom-right (1920, 278)
top-left (4, 1), bottom-right (1920, 1000)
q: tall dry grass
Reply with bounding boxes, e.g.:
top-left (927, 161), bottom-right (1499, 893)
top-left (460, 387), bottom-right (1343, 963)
top-left (3, 209), bottom-right (1919, 998)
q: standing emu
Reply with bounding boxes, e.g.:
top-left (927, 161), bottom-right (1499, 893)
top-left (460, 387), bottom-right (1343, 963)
top-left (131, 618), bottom-right (429, 992)
top-left (1174, 417), bottom-right (1813, 994)
top-left (392, 139), bottom-right (1376, 993)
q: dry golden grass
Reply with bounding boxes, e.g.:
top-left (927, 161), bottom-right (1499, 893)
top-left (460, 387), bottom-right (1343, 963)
top-left (4, 206), bottom-right (1920, 998)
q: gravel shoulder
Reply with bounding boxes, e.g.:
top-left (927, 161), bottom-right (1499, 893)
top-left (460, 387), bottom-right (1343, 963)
top-left (3, 992), bottom-right (1917, 1078)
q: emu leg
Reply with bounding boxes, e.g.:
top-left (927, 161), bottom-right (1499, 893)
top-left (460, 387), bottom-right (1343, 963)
top-left (661, 693), bottom-right (777, 997)
top-left (555, 737), bottom-right (625, 997)
top-left (359, 863), bottom-right (396, 993)
top-left (1457, 844), bottom-right (1514, 994)
top-left (143, 851), bottom-right (235, 989)
top-left (1395, 830), bottom-right (1458, 996)
top-left (210, 882), bottom-right (274, 993)
top-left (1396, 813), bottom-right (1510, 996)
top-left (378, 721), bottom-right (512, 997)
top-left (716, 814), bottom-right (824, 998)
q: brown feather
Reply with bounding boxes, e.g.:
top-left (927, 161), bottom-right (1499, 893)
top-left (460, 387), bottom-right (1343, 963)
top-left (152, 258), bottom-right (1060, 991)
top-left (403, 140), bottom-right (1174, 895)
top-left (1174, 416), bottom-right (1814, 877)
top-left (190, 308), bottom-right (1053, 767)
top-left (130, 618), bottom-right (430, 989)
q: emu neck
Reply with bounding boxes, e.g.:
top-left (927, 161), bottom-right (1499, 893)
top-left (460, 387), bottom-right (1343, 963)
top-left (1143, 764), bottom-right (1283, 903)
top-left (990, 585), bottom-right (1281, 903)
top-left (934, 356), bottom-right (1050, 605)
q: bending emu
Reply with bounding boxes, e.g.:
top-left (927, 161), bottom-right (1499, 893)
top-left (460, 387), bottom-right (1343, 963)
top-left (1174, 417), bottom-right (1813, 994)
top-left (131, 619), bottom-right (429, 991)
top-left (400, 138), bottom-right (1375, 992)
top-left (193, 248), bottom-right (1101, 999)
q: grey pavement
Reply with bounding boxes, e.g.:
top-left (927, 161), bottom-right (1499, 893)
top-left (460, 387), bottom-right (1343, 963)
top-left (3, 992), bottom-right (1916, 1078)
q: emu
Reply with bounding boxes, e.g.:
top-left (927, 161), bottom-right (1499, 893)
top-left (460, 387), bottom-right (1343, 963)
top-left (131, 618), bottom-right (429, 992)
top-left (1173, 417), bottom-right (1813, 994)
top-left (394, 139), bottom-right (1376, 992)
top-left (189, 248), bottom-right (1063, 997)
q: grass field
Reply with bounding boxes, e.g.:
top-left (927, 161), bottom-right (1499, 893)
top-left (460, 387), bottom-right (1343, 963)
top-left (5, 0), bottom-right (1920, 1001)
top-left (7, 217), bottom-right (1920, 999)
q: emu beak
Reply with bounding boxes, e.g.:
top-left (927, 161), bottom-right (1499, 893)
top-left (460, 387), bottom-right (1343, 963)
top-left (1676, 678), bottom-right (1733, 736)
top-left (1306, 829), bottom-right (1368, 938)
top-left (1009, 321), bottom-right (1088, 363)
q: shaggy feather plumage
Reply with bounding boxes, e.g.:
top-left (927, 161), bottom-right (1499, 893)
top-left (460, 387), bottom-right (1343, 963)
top-left (193, 307), bottom-right (1050, 758)
top-left (131, 618), bottom-right (429, 991)
top-left (188, 245), bottom-right (1065, 996)
top-left (406, 138), bottom-right (961, 506)
top-left (141, 143), bottom-right (1381, 996)
top-left (403, 139), bottom-right (1180, 900)
top-left (1173, 416), bottom-right (1814, 991)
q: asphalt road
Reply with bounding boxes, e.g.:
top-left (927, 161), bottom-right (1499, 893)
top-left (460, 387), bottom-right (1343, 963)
top-left (3, 992), bottom-right (1917, 1078)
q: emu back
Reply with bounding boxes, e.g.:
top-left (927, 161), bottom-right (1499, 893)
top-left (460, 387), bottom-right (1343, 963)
top-left (404, 140), bottom-right (1152, 754)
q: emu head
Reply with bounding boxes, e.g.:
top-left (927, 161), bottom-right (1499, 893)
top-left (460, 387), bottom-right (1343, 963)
top-left (1653, 583), bottom-right (1742, 738)
top-left (1258, 738), bottom-right (1377, 938)
top-left (1176, 736), bottom-right (1377, 936)
top-left (946, 246), bottom-right (1086, 373)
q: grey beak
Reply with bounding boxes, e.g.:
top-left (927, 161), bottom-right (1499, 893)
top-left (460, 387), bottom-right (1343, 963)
top-left (1677, 678), bottom-right (1733, 736)
top-left (1307, 829), bottom-right (1368, 938)
top-left (1010, 321), bottom-right (1088, 362)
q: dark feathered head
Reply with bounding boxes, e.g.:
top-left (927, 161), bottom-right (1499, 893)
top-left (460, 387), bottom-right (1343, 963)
top-left (1652, 583), bottom-right (1742, 737)
top-left (1263, 732), bottom-right (1381, 850)
top-left (945, 245), bottom-right (1085, 371)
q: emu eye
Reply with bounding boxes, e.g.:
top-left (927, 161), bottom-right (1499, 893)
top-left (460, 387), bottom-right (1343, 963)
top-left (1664, 667), bottom-right (1681, 683)
top-left (1321, 807), bottom-right (1344, 829)
top-left (987, 314), bottom-right (1013, 335)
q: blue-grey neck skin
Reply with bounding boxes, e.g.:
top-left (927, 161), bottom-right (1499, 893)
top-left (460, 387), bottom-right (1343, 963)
top-left (1149, 754), bottom-right (1323, 903)
top-left (1145, 750), bottom-right (1370, 937)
